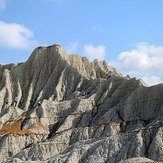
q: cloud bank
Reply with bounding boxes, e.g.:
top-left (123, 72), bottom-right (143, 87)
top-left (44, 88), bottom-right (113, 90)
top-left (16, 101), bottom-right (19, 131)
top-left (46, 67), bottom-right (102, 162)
top-left (0, 21), bottom-right (38, 49)
top-left (113, 42), bottom-right (163, 86)
top-left (142, 76), bottom-right (161, 86)
top-left (83, 44), bottom-right (106, 61)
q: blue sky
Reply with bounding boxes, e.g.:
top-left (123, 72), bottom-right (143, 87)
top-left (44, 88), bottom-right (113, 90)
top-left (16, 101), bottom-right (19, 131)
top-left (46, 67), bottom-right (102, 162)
top-left (0, 0), bottom-right (163, 86)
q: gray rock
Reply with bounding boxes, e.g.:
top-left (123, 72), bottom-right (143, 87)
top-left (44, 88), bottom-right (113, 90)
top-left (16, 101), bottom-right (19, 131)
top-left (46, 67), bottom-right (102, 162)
top-left (0, 44), bottom-right (162, 163)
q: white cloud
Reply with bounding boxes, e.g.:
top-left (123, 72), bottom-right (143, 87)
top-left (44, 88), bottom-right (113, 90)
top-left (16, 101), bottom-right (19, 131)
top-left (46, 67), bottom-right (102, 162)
top-left (142, 76), bottom-right (161, 86)
top-left (112, 42), bottom-right (163, 86)
top-left (65, 42), bottom-right (78, 54)
top-left (83, 44), bottom-right (106, 61)
top-left (116, 42), bottom-right (163, 73)
top-left (0, 21), bottom-right (38, 49)
top-left (0, 0), bottom-right (7, 10)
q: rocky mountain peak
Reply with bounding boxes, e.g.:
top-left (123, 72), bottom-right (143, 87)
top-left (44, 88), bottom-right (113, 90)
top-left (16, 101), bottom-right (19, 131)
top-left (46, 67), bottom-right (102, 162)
top-left (0, 44), bottom-right (162, 163)
top-left (27, 44), bottom-right (121, 80)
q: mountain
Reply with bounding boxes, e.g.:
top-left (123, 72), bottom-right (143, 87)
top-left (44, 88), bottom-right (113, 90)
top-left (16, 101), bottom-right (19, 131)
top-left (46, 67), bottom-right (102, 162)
top-left (0, 44), bottom-right (162, 163)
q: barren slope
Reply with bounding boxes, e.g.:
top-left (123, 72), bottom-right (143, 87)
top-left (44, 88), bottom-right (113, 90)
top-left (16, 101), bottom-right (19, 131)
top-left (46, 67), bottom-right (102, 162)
top-left (0, 44), bottom-right (162, 163)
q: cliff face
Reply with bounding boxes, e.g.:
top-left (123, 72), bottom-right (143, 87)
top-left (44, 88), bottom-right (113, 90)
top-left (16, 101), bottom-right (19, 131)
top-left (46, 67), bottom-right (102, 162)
top-left (0, 44), bottom-right (162, 163)
top-left (0, 44), bottom-right (121, 111)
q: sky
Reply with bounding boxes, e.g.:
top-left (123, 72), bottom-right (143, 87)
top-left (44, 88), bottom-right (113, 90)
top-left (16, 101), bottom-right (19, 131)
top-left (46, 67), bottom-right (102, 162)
top-left (0, 0), bottom-right (163, 86)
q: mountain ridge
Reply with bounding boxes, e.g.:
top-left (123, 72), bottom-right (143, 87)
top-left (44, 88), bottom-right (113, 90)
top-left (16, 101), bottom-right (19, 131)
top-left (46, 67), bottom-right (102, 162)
top-left (0, 44), bottom-right (162, 163)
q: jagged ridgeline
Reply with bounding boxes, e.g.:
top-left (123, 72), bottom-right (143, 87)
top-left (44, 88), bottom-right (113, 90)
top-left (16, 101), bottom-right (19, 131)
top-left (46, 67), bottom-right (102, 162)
top-left (0, 44), bottom-right (162, 163)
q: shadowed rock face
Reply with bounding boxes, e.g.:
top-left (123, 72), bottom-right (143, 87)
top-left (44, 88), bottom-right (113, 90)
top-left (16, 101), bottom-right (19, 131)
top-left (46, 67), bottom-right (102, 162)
top-left (0, 44), bottom-right (162, 163)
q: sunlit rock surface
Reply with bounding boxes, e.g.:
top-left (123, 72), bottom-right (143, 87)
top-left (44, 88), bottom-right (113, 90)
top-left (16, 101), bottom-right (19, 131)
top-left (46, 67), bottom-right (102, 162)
top-left (0, 44), bottom-right (162, 163)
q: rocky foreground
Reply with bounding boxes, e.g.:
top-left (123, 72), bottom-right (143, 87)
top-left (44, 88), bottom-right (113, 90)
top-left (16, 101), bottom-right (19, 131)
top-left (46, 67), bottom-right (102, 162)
top-left (0, 44), bottom-right (162, 163)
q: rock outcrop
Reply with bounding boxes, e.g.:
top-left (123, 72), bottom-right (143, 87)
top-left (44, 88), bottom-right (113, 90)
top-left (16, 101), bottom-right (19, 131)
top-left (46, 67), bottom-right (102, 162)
top-left (0, 44), bottom-right (162, 162)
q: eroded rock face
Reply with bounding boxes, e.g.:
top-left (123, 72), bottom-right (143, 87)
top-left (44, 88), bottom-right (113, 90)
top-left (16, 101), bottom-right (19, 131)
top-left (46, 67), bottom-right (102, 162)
top-left (120, 157), bottom-right (156, 163)
top-left (0, 44), bottom-right (162, 163)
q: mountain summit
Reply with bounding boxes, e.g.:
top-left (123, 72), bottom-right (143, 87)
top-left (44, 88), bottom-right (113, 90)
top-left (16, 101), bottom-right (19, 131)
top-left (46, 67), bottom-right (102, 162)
top-left (0, 44), bottom-right (121, 111)
top-left (0, 44), bottom-right (162, 162)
